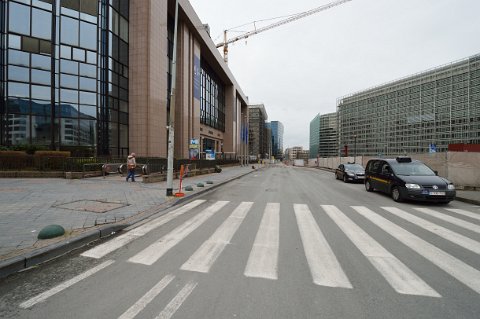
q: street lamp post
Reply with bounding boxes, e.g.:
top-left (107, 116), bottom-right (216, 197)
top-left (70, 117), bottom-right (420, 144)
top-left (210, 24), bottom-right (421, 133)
top-left (166, 0), bottom-right (179, 196)
top-left (353, 134), bottom-right (357, 164)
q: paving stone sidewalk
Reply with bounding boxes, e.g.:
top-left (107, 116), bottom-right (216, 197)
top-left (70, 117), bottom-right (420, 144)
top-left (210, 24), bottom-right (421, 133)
top-left (0, 165), bottom-right (255, 265)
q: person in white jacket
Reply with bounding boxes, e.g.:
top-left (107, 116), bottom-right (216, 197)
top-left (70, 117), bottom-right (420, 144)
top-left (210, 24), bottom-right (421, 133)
top-left (126, 153), bottom-right (136, 182)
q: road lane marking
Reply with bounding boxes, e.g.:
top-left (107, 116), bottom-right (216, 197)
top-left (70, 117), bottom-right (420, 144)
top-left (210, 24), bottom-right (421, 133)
top-left (323, 205), bottom-right (439, 296)
top-left (181, 202), bottom-right (253, 273)
top-left (445, 208), bottom-right (480, 222)
top-left (352, 206), bottom-right (480, 294)
top-left (19, 260), bottom-right (115, 309)
top-left (82, 200), bottom-right (206, 259)
top-left (244, 203), bottom-right (280, 280)
top-left (414, 207), bottom-right (480, 234)
top-left (128, 201), bottom-right (229, 265)
top-left (383, 207), bottom-right (480, 255)
top-left (295, 204), bottom-right (352, 288)
top-left (118, 274), bottom-right (175, 319)
top-left (155, 281), bottom-right (198, 319)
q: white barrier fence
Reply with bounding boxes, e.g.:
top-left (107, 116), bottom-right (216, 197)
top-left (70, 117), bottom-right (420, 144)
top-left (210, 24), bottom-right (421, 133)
top-left (307, 152), bottom-right (480, 188)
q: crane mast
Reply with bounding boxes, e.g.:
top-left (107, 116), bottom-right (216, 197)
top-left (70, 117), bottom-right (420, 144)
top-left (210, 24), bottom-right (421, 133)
top-left (216, 0), bottom-right (352, 63)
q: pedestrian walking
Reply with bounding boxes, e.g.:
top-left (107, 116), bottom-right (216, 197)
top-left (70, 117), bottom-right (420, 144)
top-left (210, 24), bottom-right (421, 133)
top-left (126, 153), bottom-right (136, 182)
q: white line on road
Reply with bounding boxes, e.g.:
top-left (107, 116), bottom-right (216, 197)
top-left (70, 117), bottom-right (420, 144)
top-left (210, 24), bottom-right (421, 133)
top-left (445, 208), bottom-right (480, 222)
top-left (414, 207), bottom-right (480, 234)
top-left (244, 203), bottom-right (280, 280)
top-left (295, 204), bottom-right (352, 288)
top-left (128, 201), bottom-right (229, 265)
top-left (81, 200), bottom-right (206, 259)
top-left (181, 202), bottom-right (253, 273)
top-left (117, 274), bottom-right (175, 319)
top-left (19, 260), bottom-right (115, 309)
top-left (352, 206), bottom-right (480, 294)
top-left (382, 206), bottom-right (480, 255)
top-left (155, 281), bottom-right (198, 319)
top-left (323, 205), bottom-right (439, 296)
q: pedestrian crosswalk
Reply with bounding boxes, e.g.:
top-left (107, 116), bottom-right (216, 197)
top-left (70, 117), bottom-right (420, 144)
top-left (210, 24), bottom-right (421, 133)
top-left (80, 200), bottom-right (480, 297)
top-left (22, 200), bottom-right (480, 315)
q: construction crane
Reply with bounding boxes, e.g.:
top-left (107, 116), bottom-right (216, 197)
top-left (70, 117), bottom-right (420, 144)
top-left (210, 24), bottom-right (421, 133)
top-left (216, 0), bottom-right (352, 63)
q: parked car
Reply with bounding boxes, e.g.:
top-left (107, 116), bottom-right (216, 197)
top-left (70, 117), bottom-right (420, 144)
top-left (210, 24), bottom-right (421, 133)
top-left (335, 163), bottom-right (365, 183)
top-left (364, 157), bottom-right (456, 203)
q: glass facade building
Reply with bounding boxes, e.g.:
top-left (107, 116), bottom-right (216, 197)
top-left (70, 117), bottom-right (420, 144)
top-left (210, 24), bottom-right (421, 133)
top-left (318, 112), bottom-right (337, 157)
top-left (0, 0), bottom-right (129, 156)
top-left (337, 54), bottom-right (480, 156)
top-left (309, 115), bottom-right (320, 158)
top-left (270, 120), bottom-right (283, 159)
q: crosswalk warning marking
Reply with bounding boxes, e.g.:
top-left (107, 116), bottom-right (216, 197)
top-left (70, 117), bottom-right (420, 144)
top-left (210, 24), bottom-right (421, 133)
top-left (353, 206), bottom-right (480, 294)
top-left (382, 207), bottom-right (480, 255)
top-left (244, 203), bottom-right (280, 280)
top-left (414, 207), bottom-right (480, 234)
top-left (181, 202), bottom-right (253, 273)
top-left (295, 204), bottom-right (352, 288)
top-left (323, 205), bottom-right (439, 297)
top-left (118, 274), bottom-right (175, 319)
top-left (20, 260), bottom-right (115, 309)
top-left (155, 281), bottom-right (198, 319)
top-left (128, 201), bottom-right (229, 266)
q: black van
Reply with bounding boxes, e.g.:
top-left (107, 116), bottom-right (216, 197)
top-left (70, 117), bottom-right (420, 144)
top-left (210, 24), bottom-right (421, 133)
top-left (364, 157), bottom-right (456, 203)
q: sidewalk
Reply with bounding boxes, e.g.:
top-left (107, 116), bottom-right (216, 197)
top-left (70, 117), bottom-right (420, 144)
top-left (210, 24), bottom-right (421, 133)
top-left (0, 165), bottom-right (256, 279)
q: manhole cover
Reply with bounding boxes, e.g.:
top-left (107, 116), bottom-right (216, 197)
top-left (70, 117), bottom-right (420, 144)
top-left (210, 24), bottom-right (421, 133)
top-left (54, 200), bottom-right (127, 213)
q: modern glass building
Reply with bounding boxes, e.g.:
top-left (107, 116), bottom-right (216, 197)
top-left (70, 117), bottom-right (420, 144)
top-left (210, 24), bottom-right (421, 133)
top-left (270, 120), bottom-right (283, 159)
top-left (310, 112), bottom-right (338, 158)
top-left (309, 114), bottom-right (320, 158)
top-left (1, 0), bottom-right (250, 158)
top-left (1, 0), bottom-right (129, 156)
top-left (337, 54), bottom-right (480, 156)
top-left (318, 112), bottom-right (337, 157)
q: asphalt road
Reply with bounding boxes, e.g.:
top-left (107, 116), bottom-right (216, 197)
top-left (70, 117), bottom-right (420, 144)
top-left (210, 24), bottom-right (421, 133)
top-left (1, 165), bottom-right (479, 319)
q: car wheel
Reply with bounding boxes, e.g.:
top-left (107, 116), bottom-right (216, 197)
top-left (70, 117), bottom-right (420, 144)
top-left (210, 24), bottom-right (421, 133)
top-left (365, 179), bottom-right (373, 192)
top-left (391, 186), bottom-right (403, 202)
top-left (343, 175), bottom-right (348, 183)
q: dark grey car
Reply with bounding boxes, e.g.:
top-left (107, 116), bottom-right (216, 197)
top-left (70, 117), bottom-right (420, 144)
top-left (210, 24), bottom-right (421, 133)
top-left (335, 163), bottom-right (365, 183)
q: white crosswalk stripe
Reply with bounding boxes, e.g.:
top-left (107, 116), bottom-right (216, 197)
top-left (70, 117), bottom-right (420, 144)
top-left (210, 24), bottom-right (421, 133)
top-left (382, 207), bottom-right (480, 255)
top-left (352, 206), bottom-right (480, 294)
top-left (155, 281), bottom-right (198, 319)
top-left (414, 207), bottom-right (480, 234)
top-left (244, 203), bottom-right (280, 280)
top-left (81, 200), bottom-right (206, 259)
top-left (445, 208), bottom-right (480, 222)
top-left (322, 205), bottom-right (439, 296)
top-left (295, 204), bottom-right (352, 288)
top-left (128, 201), bottom-right (229, 265)
top-left (181, 202), bottom-right (253, 273)
top-left (118, 274), bottom-right (175, 319)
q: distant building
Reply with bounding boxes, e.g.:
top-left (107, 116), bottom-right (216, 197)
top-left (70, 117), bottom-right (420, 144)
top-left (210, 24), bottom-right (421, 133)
top-left (309, 114), bottom-right (320, 158)
top-left (319, 112), bottom-right (338, 157)
top-left (337, 53), bottom-right (480, 156)
top-left (270, 121), bottom-right (284, 159)
top-left (248, 104), bottom-right (268, 159)
top-left (285, 146), bottom-right (306, 160)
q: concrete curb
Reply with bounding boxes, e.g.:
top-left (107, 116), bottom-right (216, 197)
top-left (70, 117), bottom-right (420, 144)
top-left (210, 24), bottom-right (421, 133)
top-left (0, 168), bottom-right (256, 280)
top-left (454, 197), bottom-right (480, 206)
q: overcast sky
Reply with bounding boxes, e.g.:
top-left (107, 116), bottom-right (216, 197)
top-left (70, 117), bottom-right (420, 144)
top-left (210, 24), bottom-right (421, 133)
top-left (188, 0), bottom-right (480, 149)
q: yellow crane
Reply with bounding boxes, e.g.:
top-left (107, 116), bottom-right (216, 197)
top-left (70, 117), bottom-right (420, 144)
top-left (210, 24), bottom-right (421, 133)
top-left (216, 0), bottom-right (353, 63)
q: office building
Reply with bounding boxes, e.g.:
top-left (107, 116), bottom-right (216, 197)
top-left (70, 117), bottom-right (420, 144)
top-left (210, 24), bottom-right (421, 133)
top-left (1, 0), bottom-right (249, 158)
top-left (309, 114), bottom-right (320, 158)
top-left (337, 54), bottom-right (480, 156)
top-left (318, 112), bottom-right (337, 157)
top-left (248, 104), bottom-right (268, 159)
top-left (270, 120), bottom-right (284, 159)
